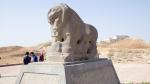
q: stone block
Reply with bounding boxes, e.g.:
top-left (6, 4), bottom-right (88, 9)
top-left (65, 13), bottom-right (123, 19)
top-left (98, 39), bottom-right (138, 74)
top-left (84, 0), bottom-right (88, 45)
top-left (16, 59), bottom-right (120, 84)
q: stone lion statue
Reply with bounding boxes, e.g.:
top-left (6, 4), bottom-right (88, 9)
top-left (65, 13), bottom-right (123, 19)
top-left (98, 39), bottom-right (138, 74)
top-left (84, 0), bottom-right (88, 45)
top-left (46, 3), bottom-right (98, 62)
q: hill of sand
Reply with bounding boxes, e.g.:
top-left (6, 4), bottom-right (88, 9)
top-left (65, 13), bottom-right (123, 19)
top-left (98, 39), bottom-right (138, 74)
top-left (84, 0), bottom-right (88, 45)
top-left (99, 37), bottom-right (150, 49)
top-left (98, 36), bottom-right (150, 63)
top-left (0, 42), bottom-right (50, 65)
top-left (0, 36), bottom-right (150, 65)
top-left (0, 46), bottom-right (27, 65)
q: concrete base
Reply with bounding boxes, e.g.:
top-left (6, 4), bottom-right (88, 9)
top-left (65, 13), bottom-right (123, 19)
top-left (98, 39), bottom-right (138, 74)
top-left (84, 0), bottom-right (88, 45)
top-left (16, 59), bottom-right (120, 84)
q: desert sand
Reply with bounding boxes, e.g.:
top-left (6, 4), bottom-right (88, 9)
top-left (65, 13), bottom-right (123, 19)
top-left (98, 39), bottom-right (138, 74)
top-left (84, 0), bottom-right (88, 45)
top-left (0, 36), bottom-right (150, 65)
top-left (0, 36), bottom-right (150, 83)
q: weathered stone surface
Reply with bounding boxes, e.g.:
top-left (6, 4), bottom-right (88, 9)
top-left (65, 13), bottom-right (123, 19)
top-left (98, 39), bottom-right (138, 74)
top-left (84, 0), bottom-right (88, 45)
top-left (65, 60), bottom-right (120, 84)
top-left (20, 73), bottom-right (60, 84)
top-left (16, 62), bottom-right (66, 84)
top-left (46, 3), bottom-right (98, 62)
top-left (15, 59), bottom-right (120, 84)
top-left (16, 3), bottom-right (120, 84)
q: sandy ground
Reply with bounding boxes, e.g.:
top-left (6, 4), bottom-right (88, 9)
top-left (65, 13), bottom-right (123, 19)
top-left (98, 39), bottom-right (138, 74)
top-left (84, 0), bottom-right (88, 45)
top-left (0, 64), bottom-right (150, 84)
top-left (115, 64), bottom-right (150, 83)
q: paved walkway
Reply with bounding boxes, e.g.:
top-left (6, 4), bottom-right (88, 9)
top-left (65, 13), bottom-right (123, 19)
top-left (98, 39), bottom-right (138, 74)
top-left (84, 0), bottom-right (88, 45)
top-left (0, 64), bottom-right (150, 84)
top-left (114, 64), bottom-right (150, 83)
top-left (0, 65), bottom-right (22, 84)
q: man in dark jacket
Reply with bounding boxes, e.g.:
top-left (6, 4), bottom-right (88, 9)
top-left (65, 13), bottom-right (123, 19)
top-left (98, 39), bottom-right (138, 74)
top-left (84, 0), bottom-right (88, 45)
top-left (23, 52), bottom-right (31, 65)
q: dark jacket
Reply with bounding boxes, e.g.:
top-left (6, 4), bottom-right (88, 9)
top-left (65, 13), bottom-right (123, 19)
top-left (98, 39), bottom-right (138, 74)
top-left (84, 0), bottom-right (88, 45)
top-left (23, 55), bottom-right (31, 65)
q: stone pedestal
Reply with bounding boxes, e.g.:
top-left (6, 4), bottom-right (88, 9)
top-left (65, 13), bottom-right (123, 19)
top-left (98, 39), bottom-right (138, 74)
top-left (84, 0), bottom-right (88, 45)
top-left (16, 59), bottom-right (120, 84)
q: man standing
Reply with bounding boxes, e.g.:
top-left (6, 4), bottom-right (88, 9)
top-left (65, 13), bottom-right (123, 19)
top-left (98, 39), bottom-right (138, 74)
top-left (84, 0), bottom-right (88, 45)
top-left (39, 51), bottom-right (44, 62)
top-left (31, 52), bottom-right (38, 62)
top-left (23, 52), bottom-right (31, 65)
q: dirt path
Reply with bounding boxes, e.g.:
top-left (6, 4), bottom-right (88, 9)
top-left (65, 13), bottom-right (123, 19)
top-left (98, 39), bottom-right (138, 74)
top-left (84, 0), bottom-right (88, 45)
top-left (0, 64), bottom-right (150, 84)
top-left (114, 63), bottom-right (150, 83)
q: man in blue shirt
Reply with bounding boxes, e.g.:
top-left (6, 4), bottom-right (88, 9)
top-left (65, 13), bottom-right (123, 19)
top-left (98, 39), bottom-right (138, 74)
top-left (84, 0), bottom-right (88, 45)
top-left (31, 52), bottom-right (38, 62)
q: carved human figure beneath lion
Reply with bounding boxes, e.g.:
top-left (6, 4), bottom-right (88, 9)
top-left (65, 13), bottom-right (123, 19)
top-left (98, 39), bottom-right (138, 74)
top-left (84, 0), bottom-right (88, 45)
top-left (46, 3), bottom-right (99, 62)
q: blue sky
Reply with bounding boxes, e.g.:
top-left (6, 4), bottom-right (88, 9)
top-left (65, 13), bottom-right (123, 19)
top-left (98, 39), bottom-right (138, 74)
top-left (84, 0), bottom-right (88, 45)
top-left (0, 0), bottom-right (150, 47)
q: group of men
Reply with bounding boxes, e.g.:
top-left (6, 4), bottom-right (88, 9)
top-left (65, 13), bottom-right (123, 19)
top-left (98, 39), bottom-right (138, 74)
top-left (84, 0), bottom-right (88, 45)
top-left (23, 51), bottom-right (44, 65)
